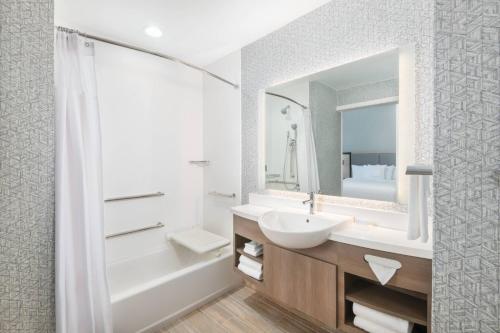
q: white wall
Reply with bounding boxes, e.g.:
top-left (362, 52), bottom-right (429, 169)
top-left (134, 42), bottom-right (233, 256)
top-left (342, 104), bottom-right (397, 154)
top-left (202, 51), bottom-right (242, 241)
top-left (96, 42), bottom-right (204, 263)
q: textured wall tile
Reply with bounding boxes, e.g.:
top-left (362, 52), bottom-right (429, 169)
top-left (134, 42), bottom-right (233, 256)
top-left (0, 0), bottom-right (55, 332)
top-left (433, 0), bottom-right (500, 332)
top-left (241, 0), bottom-right (435, 203)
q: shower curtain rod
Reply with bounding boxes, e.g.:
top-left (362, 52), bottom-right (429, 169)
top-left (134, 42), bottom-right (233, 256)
top-left (265, 92), bottom-right (308, 109)
top-left (55, 26), bottom-right (239, 89)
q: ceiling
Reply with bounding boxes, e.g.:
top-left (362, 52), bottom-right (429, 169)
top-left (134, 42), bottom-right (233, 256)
top-left (269, 49), bottom-right (399, 93)
top-left (55, 0), bottom-right (331, 66)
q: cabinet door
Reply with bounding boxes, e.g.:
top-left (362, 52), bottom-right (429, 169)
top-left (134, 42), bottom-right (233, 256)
top-left (264, 244), bottom-right (337, 328)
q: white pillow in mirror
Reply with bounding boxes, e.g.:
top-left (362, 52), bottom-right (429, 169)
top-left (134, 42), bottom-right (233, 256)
top-left (385, 165), bottom-right (396, 180)
top-left (351, 165), bottom-right (365, 179)
top-left (364, 165), bottom-right (386, 180)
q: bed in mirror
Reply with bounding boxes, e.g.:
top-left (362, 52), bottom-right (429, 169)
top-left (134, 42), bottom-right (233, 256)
top-left (264, 49), bottom-right (405, 202)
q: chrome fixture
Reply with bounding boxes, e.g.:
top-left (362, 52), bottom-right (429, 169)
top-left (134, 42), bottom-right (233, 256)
top-left (208, 191), bottom-right (236, 198)
top-left (282, 125), bottom-right (299, 191)
top-left (302, 192), bottom-right (316, 215)
top-left (105, 191), bottom-right (165, 202)
top-left (105, 222), bottom-right (165, 239)
top-left (280, 105), bottom-right (290, 115)
top-left (55, 26), bottom-right (239, 89)
top-left (405, 165), bottom-right (433, 175)
top-left (266, 92), bottom-right (308, 109)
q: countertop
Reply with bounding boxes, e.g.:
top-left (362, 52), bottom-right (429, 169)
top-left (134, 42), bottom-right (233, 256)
top-left (231, 204), bottom-right (433, 259)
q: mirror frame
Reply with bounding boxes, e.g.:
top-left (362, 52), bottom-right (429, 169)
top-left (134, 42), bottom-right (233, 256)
top-left (257, 46), bottom-right (416, 205)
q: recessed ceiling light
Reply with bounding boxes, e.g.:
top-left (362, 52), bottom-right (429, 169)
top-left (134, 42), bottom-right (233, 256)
top-left (144, 26), bottom-right (162, 38)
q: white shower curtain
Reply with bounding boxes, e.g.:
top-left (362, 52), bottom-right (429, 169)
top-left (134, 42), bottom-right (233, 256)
top-left (297, 109), bottom-right (320, 193)
top-left (55, 30), bottom-right (113, 333)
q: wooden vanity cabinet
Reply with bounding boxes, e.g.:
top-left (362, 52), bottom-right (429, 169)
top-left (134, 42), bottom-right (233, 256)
top-left (264, 243), bottom-right (337, 328)
top-left (233, 215), bottom-right (433, 333)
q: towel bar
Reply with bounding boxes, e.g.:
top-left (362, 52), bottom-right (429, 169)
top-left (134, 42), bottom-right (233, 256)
top-left (106, 222), bottom-right (165, 239)
top-left (189, 160), bottom-right (210, 166)
top-left (105, 191), bottom-right (164, 202)
top-left (405, 165), bottom-right (433, 175)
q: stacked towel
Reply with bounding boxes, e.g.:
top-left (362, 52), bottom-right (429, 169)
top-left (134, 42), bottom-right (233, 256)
top-left (238, 255), bottom-right (263, 280)
top-left (352, 303), bottom-right (413, 333)
top-left (243, 240), bottom-right (263, 257)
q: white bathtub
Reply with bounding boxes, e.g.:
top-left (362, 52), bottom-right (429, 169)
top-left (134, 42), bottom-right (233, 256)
top-left (108, 245), bottom-right (240, 333)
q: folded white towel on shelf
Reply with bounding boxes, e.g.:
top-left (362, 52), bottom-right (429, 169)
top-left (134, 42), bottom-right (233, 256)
top-left (353, 303), bottom-right (413, 333)
top-left (243, 247), bottom-right (263, 257)
top-left (239, 255), bottom-right (262, 272)
top-left (243, 241), bottom-right (263, 257)
top-left (244, 240), bottom-right (263, 251)
top-left (354, 315), bottom-right (399, 333)
top-left (238, 262), bottom-right (263, 280)
top-left (407, 174), bottom-right (430, 243)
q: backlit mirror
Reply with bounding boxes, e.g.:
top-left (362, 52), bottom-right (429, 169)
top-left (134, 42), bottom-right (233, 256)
top-left (265, 50), bottom-right (402, 202)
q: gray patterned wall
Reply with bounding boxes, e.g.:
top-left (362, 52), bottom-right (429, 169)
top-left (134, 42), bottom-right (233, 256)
top-left (0, 1), bottom-right (55, 332)
top-left (433, 0), bottom-right (500, 332)
top-left (337, 78), bottom-right (399, 106)
top-left (241, 0), bottom-right (434, 203)
top-left (310, 81), bottom-right (341, 196)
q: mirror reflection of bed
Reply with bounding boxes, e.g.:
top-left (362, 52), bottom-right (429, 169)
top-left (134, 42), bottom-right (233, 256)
top-left (264, 49), bottom-right (400, 203)
top-left (341, 103), bottom-right (397, 202)
top-left (342, 153), bottom-right (397, 201)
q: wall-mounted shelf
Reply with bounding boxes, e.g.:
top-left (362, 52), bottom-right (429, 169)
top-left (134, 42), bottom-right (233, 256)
top-left (336, 96), bottom-right (399, 112)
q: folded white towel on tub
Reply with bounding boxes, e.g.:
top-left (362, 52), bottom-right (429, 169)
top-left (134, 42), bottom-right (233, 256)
top-left (353, 303), bottom-right (413, 333)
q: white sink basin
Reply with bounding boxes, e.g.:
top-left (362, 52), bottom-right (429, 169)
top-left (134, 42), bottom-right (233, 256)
top-left (258, 210), bottom-right (352, 249)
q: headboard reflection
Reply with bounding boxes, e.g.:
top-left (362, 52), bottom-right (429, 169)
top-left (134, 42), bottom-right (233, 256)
top-left (350, 153), bottom-right (396, 166)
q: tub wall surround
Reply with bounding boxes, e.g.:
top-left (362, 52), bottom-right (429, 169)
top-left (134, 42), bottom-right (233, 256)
top-left (98, 41), bottom-right (204, 263)
top-left (0, 0), bottom-right (55, 331)
top-left (241, 0), bottom-right (434, 203)
top-left (433, 0), bottom-right (500, 332)
top-left (202, 50), bottom-right (242, 241)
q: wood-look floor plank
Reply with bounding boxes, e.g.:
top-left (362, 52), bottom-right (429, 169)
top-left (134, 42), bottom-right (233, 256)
top-left (156, 286), bottom-right (334, 333)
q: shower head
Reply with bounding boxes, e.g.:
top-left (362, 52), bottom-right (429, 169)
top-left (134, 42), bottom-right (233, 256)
top-left (291, 123), bottom-right (297, 130)
top-left (281, 105), bottom-right (290, 115)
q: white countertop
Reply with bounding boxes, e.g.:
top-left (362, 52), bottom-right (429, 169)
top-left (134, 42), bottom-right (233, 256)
top-left (232, 204), bottom-right (433, 259)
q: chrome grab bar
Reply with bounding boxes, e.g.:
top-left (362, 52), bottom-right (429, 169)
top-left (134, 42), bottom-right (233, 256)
top-left (105, 222), bottom-right (165, 239)
top-left (104, 191), bottom-right (165, 202)
top-left (189, 160), bottom-right (210, 166)
top-left (208, 191), bottom-right (236, 198)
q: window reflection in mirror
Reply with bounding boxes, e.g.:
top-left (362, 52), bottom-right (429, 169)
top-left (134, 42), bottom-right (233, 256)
top-left (265, 50), bottom-right (399, 202)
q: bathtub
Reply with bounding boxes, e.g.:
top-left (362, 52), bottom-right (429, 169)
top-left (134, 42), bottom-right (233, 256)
top-left (108, 245), bottom-right (240, 333)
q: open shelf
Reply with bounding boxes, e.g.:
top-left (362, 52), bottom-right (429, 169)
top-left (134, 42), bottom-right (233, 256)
top-left (236, 247), bottom-right (263, 264)
top-left (345, 278), bottom-right (427, 326)
top-left (234, 233), bottom-right (264, 284)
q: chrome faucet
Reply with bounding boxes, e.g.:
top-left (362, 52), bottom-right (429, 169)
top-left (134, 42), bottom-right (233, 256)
top-left (302, 192), bottom-right (316, 215)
